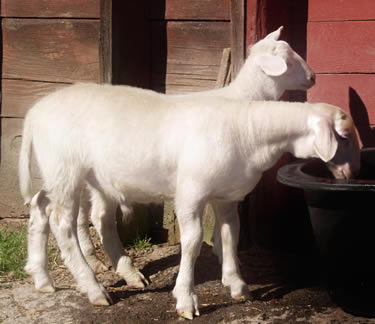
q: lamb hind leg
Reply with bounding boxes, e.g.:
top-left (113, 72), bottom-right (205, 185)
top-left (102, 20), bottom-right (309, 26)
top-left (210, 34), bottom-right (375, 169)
top-left (89, 187), bottom-right (149, 288)
top-left (48, 195), bottom-right (112, 306)
top-left (212, 216), bottom-right (223, 264)
top-left (212, 200), bottom-right (249, 300)
top-left (24, 190), bottom-right (55, 293)
top-left (77, 185), bottom-right (108, 273)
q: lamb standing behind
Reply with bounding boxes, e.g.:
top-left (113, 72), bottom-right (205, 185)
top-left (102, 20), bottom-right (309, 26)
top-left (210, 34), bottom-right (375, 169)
top-left (74, 26), bottom-right (316, 282)
top-left (19, 84), bottom-right (360, 319)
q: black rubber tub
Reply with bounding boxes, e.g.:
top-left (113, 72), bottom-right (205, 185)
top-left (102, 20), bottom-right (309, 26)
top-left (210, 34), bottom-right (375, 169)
top-left (277, 148), bottom-right (375, 317)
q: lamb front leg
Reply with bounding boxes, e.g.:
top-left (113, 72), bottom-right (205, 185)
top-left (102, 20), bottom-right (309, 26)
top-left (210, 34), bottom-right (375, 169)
top-left (172, 188), bottom-right (205, 320)
top-left (212, 215), bottom-right (223, 264)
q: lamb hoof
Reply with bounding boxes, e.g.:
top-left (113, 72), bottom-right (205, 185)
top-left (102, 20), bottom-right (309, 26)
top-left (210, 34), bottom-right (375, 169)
top-left (125, 269), bottom-right (150, 288)
top-left (89, 285), bottom-right (113, 306)
top-left (86, 256), bottom-right (108, 273)
top-left (92, 296), bottom-right (111, 306)
top-left (232, 290), bottom-right (252, 302)
top-left (128, 280), bottom-right (146, 289)
top-left (92, 260), bottom-right (109, 273)
top-left (91, 293), bottom-right (112, 306)
top-left (36, 283), bottom-right (55, 293)
top-left (177, 309), bottom-right (194, 320)
top-left (233, 295), bottom-right (247, 301)
top-left (176, 307), bottom-right (200, 320)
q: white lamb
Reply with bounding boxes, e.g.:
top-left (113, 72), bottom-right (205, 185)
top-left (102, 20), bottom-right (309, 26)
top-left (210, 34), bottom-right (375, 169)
top-left (19, 83), bottom-right (360, 319)
top-left (20, 26), bottom-right (316, 305)
top-left (74, 26), bottom-right (316, 282)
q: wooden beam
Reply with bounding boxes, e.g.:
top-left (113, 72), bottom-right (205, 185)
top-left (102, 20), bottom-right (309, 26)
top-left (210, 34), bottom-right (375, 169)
top-left (246, 0), bottom-right (258, 47)
top-left (230, 0), bottom-right (245, 78)
top-left (1, 0), bottom-right (100, 18)
top-left (215, 48), bottom-right (232, 88)
top-left (151, 21), bottom-right (230, 93)
top-left (99, 0), bottom-right (112, 84)
top-left (1, 79), bottom-right (67, 118)
top-left (150, 0), bottom-right (231, 21)
top-left (2, 19), bottom-right (100, 83)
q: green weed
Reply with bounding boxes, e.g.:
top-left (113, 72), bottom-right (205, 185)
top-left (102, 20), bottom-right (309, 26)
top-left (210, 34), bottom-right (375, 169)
top-left (127, 235), bottom-right (152, 250)
top-left (0, 227), bottom-right (28, 280)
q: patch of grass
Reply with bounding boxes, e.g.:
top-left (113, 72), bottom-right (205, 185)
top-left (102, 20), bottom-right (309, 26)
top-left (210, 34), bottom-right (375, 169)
top-left (0, 227), bottom-right (28, 280)
top-left (127, 235), bottom-right (152, 250)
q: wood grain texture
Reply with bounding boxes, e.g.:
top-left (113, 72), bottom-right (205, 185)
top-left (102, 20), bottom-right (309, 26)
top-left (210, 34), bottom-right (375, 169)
top-left (151, 21), bottom-right (230, 93)
top-left (246, 0), bottom-right (258, 46)
top-left (0, 0), bottom-right (100, 18)
top-left (308, 0), bottom-right (375, 22)
top-left (231, 0), bottom-right (245, 78)
top-left (0, 118), bottom-right (42, 218)
top-left (2, 19), bottom-right (100, 83)
top-left (100, 0), bottom-right (112, 84)
top-left (1, 79), bottom-right (68, 118)
top-left (150, 0), bottom-right (230, 20)
top-left (216, 48), bottom-right (231, 88)
top-left (307, 21), bottom-right (375, 73)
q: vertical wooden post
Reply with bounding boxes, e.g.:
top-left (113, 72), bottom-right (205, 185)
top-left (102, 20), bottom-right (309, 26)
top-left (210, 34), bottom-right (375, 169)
top-left (231, 0), bottom-right (246, 78)
top-left (100, 0), bottom-right (113, 84)
top-left (231, 0), bottom-right (253, 250)
top-left (246, 0), bottom-right (259, 47)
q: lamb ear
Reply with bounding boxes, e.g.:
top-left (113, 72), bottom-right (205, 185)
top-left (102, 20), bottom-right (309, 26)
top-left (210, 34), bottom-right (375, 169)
top-left (313, 120), bottom-right (338, 162)
top-left (265, 26), bottom-right (284, 41)
top-left (254, 54), bottom-right (287, 76)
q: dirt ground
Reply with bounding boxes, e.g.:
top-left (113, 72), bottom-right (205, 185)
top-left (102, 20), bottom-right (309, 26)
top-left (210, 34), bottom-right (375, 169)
top-left (1, 217), bottom-right (375, 324)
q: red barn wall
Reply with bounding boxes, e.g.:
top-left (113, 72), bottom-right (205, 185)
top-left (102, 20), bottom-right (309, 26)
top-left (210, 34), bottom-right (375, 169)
top-left (307, 0), bottom-right (375, 147)
top-left (240, 0), bottom-right (315, 252)
top-left (243, 0), bottom-right (375, 252)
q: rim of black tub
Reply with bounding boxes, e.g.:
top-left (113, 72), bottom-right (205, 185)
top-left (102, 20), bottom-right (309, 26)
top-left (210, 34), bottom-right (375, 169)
top-left (277, 152), bottom-right (375, 192)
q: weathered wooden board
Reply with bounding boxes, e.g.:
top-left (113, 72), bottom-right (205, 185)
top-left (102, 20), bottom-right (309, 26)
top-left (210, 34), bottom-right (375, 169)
top-left (231, 0), bottom-right (245, 77)
top-left (307, 21), bottom-right (375, 73)
top-left (151, 21), bottom-right (230, 93)
top-left (152, 22), bottom-right (231, 62)
top-left (308, 0), bottom-right (375, 22)
top-left (307, 74), bottom-right (375, 145)
top-left (246, 0), bottom-right (258, 46)
top-left (0, 0), bottom-right (100, 18)
top-left (2, 19), bottom-right (100, 83)
top-left (1, 79), bottom-right (68, 118)
top-left (150, 0), bottom-right (230, 20)
top-left (153, 82), bottom-right (217, 95)
top-left (0, 118), bottom-right (42, 218)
